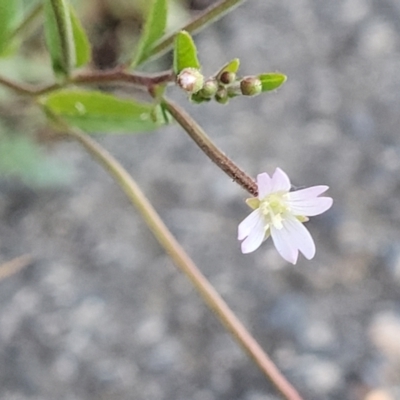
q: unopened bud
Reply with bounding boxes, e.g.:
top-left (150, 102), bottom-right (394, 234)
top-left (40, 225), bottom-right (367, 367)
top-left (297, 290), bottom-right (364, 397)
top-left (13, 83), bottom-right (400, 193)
top-left (219, 71), bottom-right (236, 85)
top-left (176, 68), bottom-right (204, 94)
top-left (199, 78), bottom-right (218, 98)
top-left (215, 87), bottom-right (229, 104)
top-left (240, 76), bottom-right (262, 96)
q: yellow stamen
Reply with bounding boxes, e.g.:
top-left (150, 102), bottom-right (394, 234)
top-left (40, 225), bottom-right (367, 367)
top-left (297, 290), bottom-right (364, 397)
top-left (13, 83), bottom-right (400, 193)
top-left (259, 193), bottom-right (289, 229)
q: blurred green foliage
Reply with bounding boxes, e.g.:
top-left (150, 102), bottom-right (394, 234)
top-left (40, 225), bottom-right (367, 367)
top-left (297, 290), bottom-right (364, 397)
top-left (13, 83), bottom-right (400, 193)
top-left (130, 0), bottom-right (167, 67)
top-left (0, 0), bottom-right (24, 56)
top-left (0, 126), bottom-right (69, 186)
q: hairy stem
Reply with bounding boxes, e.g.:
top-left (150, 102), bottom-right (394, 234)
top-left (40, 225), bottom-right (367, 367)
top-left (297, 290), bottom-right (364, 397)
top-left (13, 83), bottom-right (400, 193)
top-left (61, 126), bottom-right (303, 400)
top-left (162, 97), bottom-right (258, 196)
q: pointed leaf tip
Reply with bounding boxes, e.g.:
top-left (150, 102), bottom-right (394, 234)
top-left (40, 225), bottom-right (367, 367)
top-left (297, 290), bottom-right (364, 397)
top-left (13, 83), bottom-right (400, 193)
top-left (258, 73), bottom-right (287, 92)
top-left (173, 31), bottom-right (201, 75)
top-left (216, 58), bottom-right (240, 79)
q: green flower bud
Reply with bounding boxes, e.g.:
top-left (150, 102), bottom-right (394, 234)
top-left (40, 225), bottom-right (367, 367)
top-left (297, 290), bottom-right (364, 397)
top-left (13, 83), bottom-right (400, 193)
top-left (176, 68), bottom-right (204, 94)
top-left (215, 87), bottom-right (229, 104)
top-left (240, 76), bottom-right (262, 96)
top-left (199, 78), bottom-right (218, 98)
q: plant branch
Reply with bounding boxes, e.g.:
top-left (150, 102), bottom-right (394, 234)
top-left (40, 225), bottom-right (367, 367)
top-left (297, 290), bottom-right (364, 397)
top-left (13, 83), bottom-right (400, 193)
top-left (0, 68), bottom-right (174, 97)
top-left (60, 125), bottom-right (303, 400)
top-left (162, 97), bottom-right (258, 196)
top-left (71, 67), bottom-right (175, 88)
top-left (0, 76), bottom-right (53, 96)
top-left (141, 0), bottom-right (246, 64)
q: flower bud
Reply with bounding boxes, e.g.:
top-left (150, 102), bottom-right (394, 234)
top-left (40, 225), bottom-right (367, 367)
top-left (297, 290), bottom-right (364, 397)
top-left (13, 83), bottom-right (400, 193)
top-left (176, 68), bottom-right (204, 94)
top-left (240, 76), bottom-right (262, 96)
top-left (215, 87), bottom-right (229, 104)
top-left (199, 78), bottom-right (218, 98)
top-left (218, 71), bottom-right (236, 85)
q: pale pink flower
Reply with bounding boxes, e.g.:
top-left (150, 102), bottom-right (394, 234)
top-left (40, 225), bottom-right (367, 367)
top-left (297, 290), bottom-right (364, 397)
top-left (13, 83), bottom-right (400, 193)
top-left (238, 168), bottom-right (333, 264)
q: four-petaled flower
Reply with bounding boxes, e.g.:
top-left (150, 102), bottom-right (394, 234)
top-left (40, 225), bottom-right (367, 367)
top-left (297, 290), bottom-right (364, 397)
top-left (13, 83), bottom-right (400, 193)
top-left (238, 168), bottom-right (333, 264)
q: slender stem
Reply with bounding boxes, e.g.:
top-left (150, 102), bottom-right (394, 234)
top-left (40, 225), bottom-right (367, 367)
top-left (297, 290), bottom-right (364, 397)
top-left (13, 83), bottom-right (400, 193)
top-left (0, 255), bottom-right (32, 282)
top-left (61, 126), bottom-right (303, 400)
top-left (0, 75), bottom-right (38, 96)
top-left (141, 0), bottom-right (246, 64)
top-left (71, 67), bottom-right (175, 88)
top-left (162, 97), bottom-right (258, 196)
top-left (0, 68), bottom-right (173, 96)
top-left (9, 3), bottom-right (43, 42)
top-left (34, 82), bottom-right (61, 95)
top-left (0, 74), bottom-right (60, 96)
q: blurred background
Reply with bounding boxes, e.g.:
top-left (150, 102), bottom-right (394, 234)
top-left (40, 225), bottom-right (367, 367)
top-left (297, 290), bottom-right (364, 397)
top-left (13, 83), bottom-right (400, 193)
top-left (1, 0), bottom-right (400, 399)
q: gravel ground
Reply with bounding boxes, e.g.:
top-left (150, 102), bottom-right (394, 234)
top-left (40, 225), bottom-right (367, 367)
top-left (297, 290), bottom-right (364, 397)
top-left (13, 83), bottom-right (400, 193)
top-left (1, 1), bottom-right (400, 399)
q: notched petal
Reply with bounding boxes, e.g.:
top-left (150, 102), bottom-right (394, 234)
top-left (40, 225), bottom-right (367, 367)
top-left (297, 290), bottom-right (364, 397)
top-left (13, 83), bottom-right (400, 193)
top-left (257, 173), bottom-right (272, 199)
top-left (287, 185), bottom-right (329, 201)
top-left (241, 217), bottom-right (266, 254)
top-left (282, 215), bottom-right (316, 260)
top-left (238, 209), bottom-right (262, 240)
top-left (288, 197), bottom-right (333, 216)
top-left (271, 168), bottom-right (291, 193)
top-left (270, 225), bottom-right (299, 264)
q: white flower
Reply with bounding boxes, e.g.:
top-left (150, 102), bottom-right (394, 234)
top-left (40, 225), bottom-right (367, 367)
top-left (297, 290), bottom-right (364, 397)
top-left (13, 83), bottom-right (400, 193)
top-left (238, 168), bottom-right (333, 264)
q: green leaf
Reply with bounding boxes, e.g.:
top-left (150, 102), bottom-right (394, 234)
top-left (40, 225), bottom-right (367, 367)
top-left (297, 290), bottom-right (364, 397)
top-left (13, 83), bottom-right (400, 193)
top-left (258, 73), bottom-right (287, 92)
top-left (0, 132), bottom-right (70, 187)
top-left (131, 0), bottom-right (167, 67)
top-left (0, 0), bottom-right (23, 56)
top-left (173, 30), bottom-right (201, 75)
top-left (44, 1), bottom-right (90, 73)
top-left (39, 89), bottom-right (167, 133)
top-left (43, 0), bottom-right (75, 77)
top-left (217, 58), bottom-right (240, 77)
top-left (69, 4), bottom-right (91, 67)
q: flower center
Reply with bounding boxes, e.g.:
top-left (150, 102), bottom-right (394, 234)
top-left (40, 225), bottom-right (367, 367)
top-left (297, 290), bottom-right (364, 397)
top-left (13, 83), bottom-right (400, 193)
top-left (259, 193), bottom-right (289, 230)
